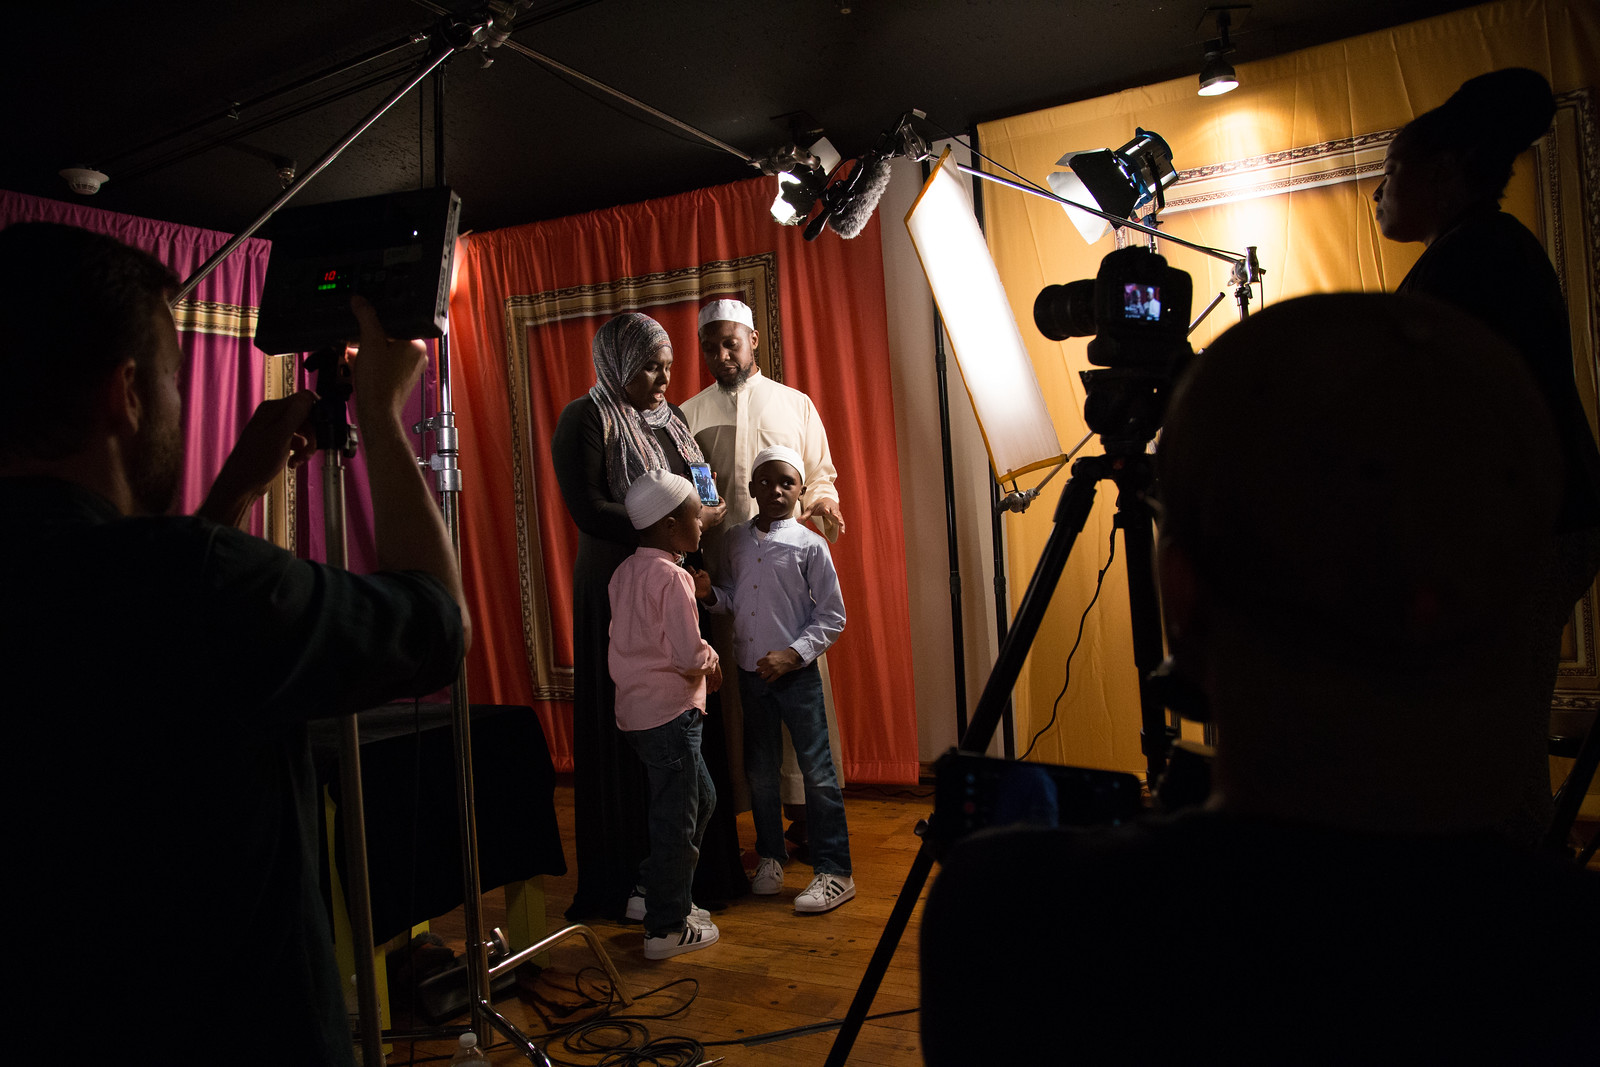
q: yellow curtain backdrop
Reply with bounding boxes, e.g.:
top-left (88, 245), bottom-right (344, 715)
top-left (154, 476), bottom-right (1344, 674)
top-left (977, 0), bottom-right (1598, 776)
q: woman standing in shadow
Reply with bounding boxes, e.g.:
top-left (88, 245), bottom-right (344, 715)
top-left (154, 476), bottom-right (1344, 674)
top-left (552, 313), bottom-right (745, 919)
top-left (1372, 67), bottom-right (1600, 845)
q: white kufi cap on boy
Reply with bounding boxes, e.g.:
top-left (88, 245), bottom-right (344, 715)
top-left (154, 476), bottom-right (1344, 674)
top-left (751, 444), bottom-right (805, 479)
top-left (624, 470), bottom-right (699, 530)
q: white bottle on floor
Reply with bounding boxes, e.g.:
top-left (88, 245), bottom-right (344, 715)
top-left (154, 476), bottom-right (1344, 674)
top-left (448, 1031), bottom-right (489, 1064)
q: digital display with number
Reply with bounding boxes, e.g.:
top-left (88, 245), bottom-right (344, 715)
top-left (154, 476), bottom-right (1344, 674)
top-left (254, 186), bottom-right (459, 354)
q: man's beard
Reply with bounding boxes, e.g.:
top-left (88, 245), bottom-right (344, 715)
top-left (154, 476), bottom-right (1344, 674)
top-left (127, 416), bottom-right (185, 516)
top-left (717, 363), bottom-right (755, 390)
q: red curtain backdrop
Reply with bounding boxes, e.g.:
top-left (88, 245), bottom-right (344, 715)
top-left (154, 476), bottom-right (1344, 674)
top-left (448, 175), bottom-right (919, 783)
top-left (0, 189), bottom-right (271, 526)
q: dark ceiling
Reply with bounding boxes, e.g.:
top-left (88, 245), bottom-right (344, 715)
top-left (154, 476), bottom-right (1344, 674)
top-left (4, 0), bottom-right (1478, 238)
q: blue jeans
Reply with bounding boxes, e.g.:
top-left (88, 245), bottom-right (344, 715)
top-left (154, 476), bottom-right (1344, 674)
top-left (740, 663), bottom-right (851, 876)
top-left (623, 708), bottom-right (715, 937)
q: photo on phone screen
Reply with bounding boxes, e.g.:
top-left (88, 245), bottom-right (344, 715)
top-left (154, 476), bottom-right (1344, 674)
top-left (689, 463), bottom-right (719, 505)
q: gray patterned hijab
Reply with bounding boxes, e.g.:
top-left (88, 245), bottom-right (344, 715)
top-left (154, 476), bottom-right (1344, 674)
top-left (588, 312), bottom-right (705, 502)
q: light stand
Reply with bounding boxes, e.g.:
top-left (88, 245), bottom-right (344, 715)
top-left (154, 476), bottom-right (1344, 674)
top-left (303, 345), bottom-right (391, 1066)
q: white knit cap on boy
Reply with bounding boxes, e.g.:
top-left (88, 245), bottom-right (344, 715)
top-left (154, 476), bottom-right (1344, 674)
top-left (751, 444), bottom-right (804, 479)
top-left (698, 298), bottom-right (755, 332)
top-left (624, 469), bottom-right (698, 530)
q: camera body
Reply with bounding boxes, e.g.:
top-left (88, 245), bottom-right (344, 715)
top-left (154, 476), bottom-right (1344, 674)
top-left (1033, 244), bottom-right (1192, 369)
top-left (1034, 245), bottom-right (1194, 449)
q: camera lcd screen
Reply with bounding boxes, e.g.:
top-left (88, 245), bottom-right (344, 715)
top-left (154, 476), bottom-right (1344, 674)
top-left (1123, 283), bottom-right (1162, 322)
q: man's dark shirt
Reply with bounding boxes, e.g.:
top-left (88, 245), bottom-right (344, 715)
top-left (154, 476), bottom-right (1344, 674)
top-left (2, 477), bottom-right (464, 1066)
top-left (922, 810), bottom-right (1599, 1065)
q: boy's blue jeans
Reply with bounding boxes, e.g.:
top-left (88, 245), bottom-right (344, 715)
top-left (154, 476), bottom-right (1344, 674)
top-left (623, 708), bottom-right (715, 937)
top-left (740, 662), bottom-right (852, 877)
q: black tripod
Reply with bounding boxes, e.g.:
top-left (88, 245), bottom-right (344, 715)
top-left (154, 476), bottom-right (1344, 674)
top-left (825, 424), bottom-right (1177, 1066)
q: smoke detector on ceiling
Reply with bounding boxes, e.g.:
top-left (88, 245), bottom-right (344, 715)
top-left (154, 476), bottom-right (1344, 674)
top-left (59, 167), bottom-right (109, 195)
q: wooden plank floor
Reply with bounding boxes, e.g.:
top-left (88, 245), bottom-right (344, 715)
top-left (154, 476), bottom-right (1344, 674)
top-left (387, 779), bottom-right (935, 1066)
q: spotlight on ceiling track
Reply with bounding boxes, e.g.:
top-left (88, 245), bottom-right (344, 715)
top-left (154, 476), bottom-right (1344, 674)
top-left (59, 166), bottom-right (109, 195)
top-left (759, 112), bottom-right (842, 226)
top-left (1198, 5), bottom-right (1248, 97)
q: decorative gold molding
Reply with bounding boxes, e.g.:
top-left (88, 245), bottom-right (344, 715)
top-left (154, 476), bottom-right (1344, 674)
top-left (1162, 131), bottom-right (1396, 213)
top-left (261, 354), bottom-right (298, 553)
top-left (1543, 89), bottom-right (1599, 704)
top-left (501, 254), bottom-right (782, 701)
top-left (171, 298), bottom-right (259, 338)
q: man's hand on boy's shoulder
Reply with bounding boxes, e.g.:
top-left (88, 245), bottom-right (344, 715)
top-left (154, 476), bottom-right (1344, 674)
top-left (756, 647), bottom-right (803, 682)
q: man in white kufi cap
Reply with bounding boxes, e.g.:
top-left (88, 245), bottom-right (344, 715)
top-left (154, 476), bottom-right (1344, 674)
top-left (681, 297), bottom-right (847, 834)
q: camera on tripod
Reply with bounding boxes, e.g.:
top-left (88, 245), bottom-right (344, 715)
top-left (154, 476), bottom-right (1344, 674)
top-left (1033, 244), bottom-right (1192, 367)
top-left (1032, 245), bottom-right (1194, 447)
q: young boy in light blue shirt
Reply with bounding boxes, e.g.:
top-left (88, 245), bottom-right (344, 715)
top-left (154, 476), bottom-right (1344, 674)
top-left (694, 445), bottom-right (853, 912)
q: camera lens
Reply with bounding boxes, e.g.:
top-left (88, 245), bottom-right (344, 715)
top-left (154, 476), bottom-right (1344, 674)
top-left (1033, 280), bottom-right (1098, 341)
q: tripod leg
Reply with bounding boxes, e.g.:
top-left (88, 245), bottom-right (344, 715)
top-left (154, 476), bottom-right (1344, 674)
top-left (1116, 490), bottom-right (1176, 783)
top-left (823, 841), bottom-right (938, 1067)
top-left (828, 462), bottom-right (1107, 1065)
top-left (960, 462), bottom-right (1103, 755)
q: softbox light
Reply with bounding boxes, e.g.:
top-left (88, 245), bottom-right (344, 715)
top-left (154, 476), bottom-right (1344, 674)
top-left (905, 149), bottom-right (1064, 484)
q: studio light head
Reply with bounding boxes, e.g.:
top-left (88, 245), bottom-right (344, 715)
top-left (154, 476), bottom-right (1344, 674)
top-left (759, 120), bottom-right (842, 226)
top-left (1046, 129), bottom-right (1177, 244)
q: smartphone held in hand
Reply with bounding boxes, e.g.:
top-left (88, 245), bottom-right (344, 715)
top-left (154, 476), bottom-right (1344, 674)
top-left (689, 463), bottom-right (719, 505)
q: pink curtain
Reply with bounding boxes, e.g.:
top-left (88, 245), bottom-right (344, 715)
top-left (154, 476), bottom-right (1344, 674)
top-left (447, 175), bottom-right (921, 783)
top-left (0, 190), bottom-right (272, 528)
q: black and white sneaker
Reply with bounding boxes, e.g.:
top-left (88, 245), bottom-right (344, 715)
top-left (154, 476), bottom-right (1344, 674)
top-left (794, 873), bottom-right (855, 913)
top-left (625, 885), bottom-right (710, 923)
top-left (643, 916), bottom-right (720, 960)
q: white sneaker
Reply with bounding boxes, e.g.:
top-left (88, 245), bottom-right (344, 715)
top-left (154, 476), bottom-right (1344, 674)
top-left (750, 856), bottom-right (785, 895)
top-left (794, 873), bottom-right (855, 913)
top-left (643, 918), bottom-right (719, 960)
top-left (625, 886), bottom-right (709, 923)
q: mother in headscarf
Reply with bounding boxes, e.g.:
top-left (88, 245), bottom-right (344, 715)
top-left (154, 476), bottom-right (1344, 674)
top-left (552, 312), bottom-right (730, 920)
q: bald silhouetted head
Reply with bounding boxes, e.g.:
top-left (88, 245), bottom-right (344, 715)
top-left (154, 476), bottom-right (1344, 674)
top-left (1156, 292), bottom-right (1560, 833)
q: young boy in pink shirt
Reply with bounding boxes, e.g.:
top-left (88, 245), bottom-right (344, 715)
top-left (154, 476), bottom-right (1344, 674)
top-left (608, 469), bottom-right (723, 959)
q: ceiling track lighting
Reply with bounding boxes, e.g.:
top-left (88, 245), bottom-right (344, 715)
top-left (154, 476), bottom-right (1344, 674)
top-left (1198, 5), bottom-right (1248, 97)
